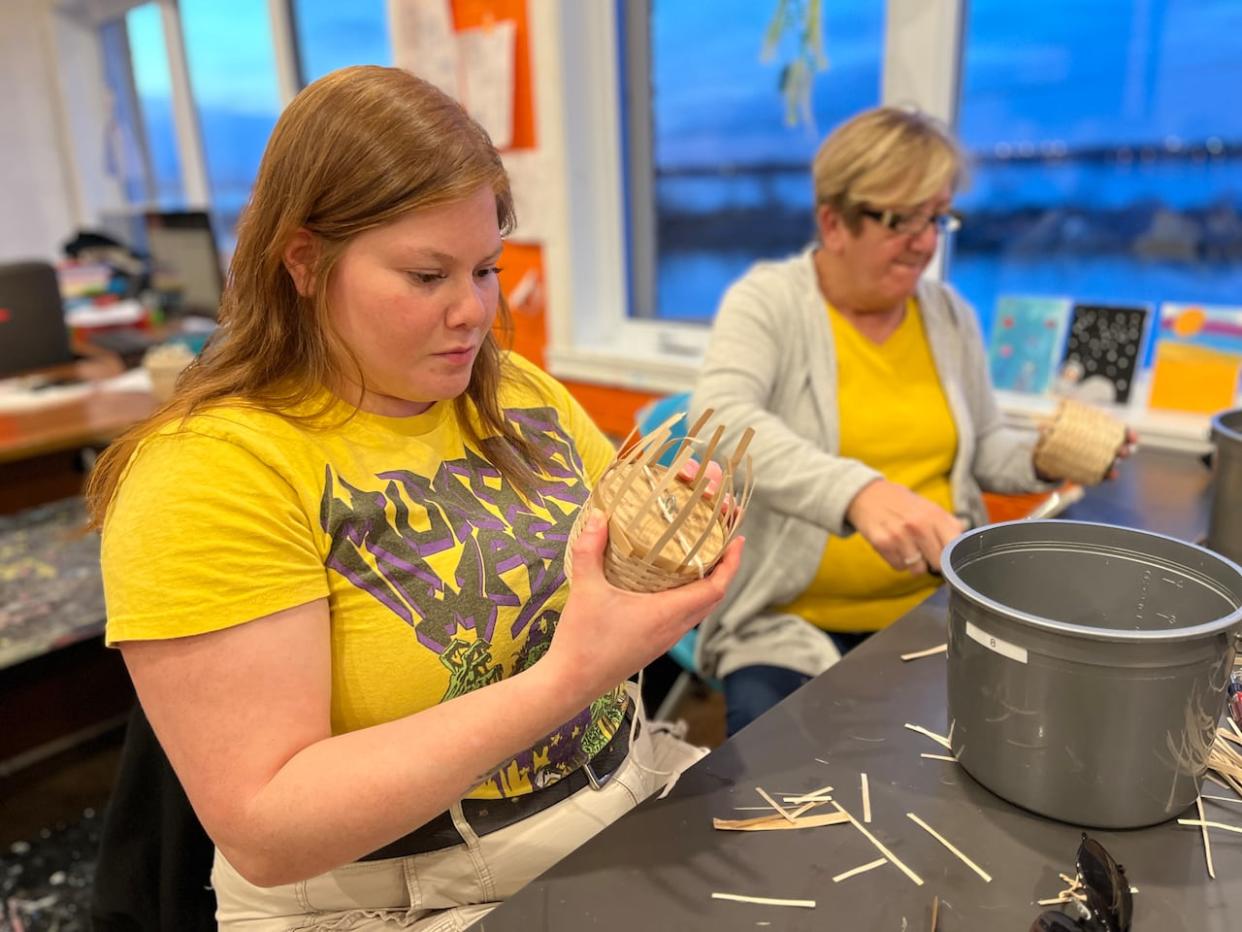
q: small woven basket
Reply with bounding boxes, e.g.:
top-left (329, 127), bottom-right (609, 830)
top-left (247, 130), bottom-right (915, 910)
top-left (143, 343), bottom-right (196, 403)
top-left (1032, 398), bottom-right (1127, 486)
top-left (565, 409), bottom-right (754, 593)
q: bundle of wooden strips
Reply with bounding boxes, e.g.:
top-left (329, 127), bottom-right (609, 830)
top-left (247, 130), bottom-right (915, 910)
top-left (1032, 398), bottom-right (1127, 486)
top-left (1209, 726), bottom-right (1242, 796)
top-left (565, 409), bottom-right (755, 592)
top-left (1037, 872), bottom-right (1089, 907)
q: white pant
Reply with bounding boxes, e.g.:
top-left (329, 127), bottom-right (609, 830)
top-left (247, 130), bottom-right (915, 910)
top-left (212, 700), bottom-right (705, 930)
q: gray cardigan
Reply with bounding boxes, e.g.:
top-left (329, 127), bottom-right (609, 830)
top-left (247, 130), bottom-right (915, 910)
top-left (690, 248), bottom-right (1046, 679)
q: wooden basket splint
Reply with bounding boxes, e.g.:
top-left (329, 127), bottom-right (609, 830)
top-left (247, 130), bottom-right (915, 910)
top-left (565, 409), bottom-right (755, 593)
top-left (1032, 398), bottom-right (1127, 486)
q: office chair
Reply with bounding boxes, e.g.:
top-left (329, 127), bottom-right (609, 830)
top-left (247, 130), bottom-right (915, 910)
top-left (0, 261), bottom-right (74, 378)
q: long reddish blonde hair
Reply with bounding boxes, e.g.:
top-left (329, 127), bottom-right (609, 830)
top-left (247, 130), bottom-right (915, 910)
top-left (87, 66), bottom-right (544, 527)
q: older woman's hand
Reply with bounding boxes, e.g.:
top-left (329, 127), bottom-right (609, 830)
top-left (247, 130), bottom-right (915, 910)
top-left (1107, 428), bottom-right (1139, 480)
top-left (845, 479), bottom-right (965, 575)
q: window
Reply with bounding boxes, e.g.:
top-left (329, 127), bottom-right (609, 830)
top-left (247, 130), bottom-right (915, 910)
top-left (625, 0), bottom-right (886, 321)
top-left (954, 0), bottom-right (1242, 348)
top-left (100, 18), bottom-right (150, 206)
top-left (89, 1), bottom-right (394, 262)
top-left (179, 0), bottom-right (284, 251)
top-left (124, 2), bottom-right (185, 207)
top-left (292, 0), bottom-right (391, 85)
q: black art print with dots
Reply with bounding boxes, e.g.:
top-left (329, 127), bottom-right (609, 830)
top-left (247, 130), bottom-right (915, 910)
top-left (1060, 304), bottom-right (1151, 404)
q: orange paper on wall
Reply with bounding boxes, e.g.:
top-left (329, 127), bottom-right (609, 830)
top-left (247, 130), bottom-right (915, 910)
top-left (1148, 341), bottom-right (1242, 414)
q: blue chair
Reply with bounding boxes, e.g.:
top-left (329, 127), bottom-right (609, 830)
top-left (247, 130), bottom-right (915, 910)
top-left (633, 392), bottom-right (723, 719)
top-left (633, 391), bottom-right (692, 467)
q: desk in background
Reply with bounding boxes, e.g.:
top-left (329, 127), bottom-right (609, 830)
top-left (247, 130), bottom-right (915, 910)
top-left (482, 448), bottom-right (1233, 931)
top-left (0, 355), bottom-right (148, 763)
top-left (0, 496), bottom-right (130, 769)
top-left (0, 355), bottom-right (155, 515)
top-left (0, 498), bottom-right (104, 670)
top-left (0, 355), bottom-right (155, 464)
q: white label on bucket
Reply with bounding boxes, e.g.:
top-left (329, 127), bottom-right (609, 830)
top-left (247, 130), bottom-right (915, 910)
top-left (965, 621), bottom-right (1028, 664)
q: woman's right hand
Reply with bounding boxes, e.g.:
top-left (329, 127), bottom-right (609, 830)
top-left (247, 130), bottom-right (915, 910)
top-left (845, 479), bottom-right (964, 575)
top-left (543, 509), bottom-right (744, 703)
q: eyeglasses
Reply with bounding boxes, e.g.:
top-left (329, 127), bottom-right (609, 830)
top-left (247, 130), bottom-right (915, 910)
top-left (857, 206), bottom-right (963, 237)
top-left (1030, 834), bottom-right (1133, 932)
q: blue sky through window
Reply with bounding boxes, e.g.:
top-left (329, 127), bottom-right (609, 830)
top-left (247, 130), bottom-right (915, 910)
top-left (644, 0), bottom-right (1242, 328)
top-left (125, 2), bottom-right (183, 206)
top-left (294, 0), bottom-right (391, 85)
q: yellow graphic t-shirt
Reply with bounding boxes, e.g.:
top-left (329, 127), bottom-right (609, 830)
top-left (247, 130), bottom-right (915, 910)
top-left (779, 298), bottom-right (958, 632)
top-left (103, 354), bottom-right (626, 799)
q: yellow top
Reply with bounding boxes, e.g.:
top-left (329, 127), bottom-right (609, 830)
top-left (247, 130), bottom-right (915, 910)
top-left (779, 298), bottom-right (958, 632)
top-left (102, 354), bottom-right (626, 799)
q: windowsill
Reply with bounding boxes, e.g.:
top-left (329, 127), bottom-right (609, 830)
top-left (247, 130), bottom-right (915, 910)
top-left (545, 344), bottom-right (701, 395)
top-left (549, 345), bottom-right (1220, 455)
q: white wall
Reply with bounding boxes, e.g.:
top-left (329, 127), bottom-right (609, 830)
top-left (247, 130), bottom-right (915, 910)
top-left (0, 0), bottom-right (80, 263)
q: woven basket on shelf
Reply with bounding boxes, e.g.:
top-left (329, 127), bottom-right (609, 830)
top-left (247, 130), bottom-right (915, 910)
top-left (1032, 398), bottom-right (1127, 486)
top-left (565, 409), bottom-right (755, 593)
top-left (143, 343), bottom-right (196, 403)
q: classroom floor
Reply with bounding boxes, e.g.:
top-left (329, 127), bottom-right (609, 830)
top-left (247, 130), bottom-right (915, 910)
top-left (1, 731), bottom-right (120, 931)
top-left (0, 675), bottom-right (725, 931)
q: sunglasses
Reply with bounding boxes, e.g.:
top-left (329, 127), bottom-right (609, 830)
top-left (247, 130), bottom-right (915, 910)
top-left (1030, 834), bottom-right (1132, 932)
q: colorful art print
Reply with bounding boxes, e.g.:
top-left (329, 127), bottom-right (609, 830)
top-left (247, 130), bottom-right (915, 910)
top-left (987, 295), bottom-right (1071, 394)
top-left (1157, 303), bottom-right (1242, 355)
top-left (1059, 303), bottom-right (1151, 405)
top-left (1148, 303), bottom-right (1242, 413)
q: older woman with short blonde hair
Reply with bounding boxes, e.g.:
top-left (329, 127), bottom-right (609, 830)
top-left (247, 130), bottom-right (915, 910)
top-left (813, 107), bottom-right (964, 223)
top-left (691, 106), bottom-right (1050, 735)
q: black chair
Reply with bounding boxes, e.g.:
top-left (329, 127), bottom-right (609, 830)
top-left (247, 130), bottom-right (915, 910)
top-left (91, 704), bottom-right (217, 932)
top-left (0, 261), bottom-right (74, 378)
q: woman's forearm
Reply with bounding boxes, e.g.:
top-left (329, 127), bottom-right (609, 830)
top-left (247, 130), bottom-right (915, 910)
top-left (220, 663), bottom-right (588, 886)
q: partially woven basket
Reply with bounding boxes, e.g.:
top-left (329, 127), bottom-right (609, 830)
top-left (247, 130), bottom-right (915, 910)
top-left (565, 409), bottom-right (754, 593)
top-left (1033, 398), bottom-right (1127, 486)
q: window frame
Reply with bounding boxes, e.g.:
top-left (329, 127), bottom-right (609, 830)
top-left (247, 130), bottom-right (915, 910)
top-left (72, 0), bottom-right (302, 220)
top-left (49, 0), bottom-right (1211, 451)
top-left (536, 0), bottom-right (965, 393)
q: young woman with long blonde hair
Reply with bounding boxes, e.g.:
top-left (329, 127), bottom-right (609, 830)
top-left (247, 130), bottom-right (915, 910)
top-left (89, 66), bottom-right (740, 930)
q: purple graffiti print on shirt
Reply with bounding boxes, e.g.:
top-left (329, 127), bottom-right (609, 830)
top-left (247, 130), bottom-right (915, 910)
top-left (318, 405), bottom-right (589, 656)
top-left (317, 404), bottom-right (628, 795)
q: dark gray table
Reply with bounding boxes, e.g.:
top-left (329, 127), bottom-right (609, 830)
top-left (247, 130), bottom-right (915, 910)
top-left (481, 448), bottom-right (1236, 931)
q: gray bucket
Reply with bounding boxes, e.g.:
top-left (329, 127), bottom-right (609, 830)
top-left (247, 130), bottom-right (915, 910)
top-left (942, 520), bottom-right (1242, 828)
top-left (1208, 408), bottom-right (1242, 565)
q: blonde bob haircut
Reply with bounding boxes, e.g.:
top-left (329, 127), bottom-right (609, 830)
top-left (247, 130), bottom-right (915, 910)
top-left (811, 106), bottom-right (965, 232)
top-left (88, 66), bottom-right (546, 527)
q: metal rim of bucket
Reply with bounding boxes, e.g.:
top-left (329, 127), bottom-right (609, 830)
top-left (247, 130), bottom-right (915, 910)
top-left (940, 519), bottom-right (1242, 643)
top-left (1212, 407), bottom-right (1242, 442)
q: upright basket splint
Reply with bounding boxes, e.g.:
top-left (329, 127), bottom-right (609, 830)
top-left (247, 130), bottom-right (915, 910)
top-left (565, 409), bottom-right (755, 593)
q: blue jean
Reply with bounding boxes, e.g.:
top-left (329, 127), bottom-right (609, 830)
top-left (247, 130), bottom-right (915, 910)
top-left (722, 630), bottom-right (871, 736)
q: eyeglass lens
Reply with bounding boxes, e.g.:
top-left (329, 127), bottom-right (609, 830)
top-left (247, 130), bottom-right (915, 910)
top-left (1075, 835), bottom-right (1133, 932)
top-left (893, 212), bottom-right (957, 236)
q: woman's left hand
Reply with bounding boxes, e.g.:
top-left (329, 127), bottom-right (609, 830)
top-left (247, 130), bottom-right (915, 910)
top-left (678, 458), bottom-right (738, 516)
top-left (678, 457), bottom-right (723, 497)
